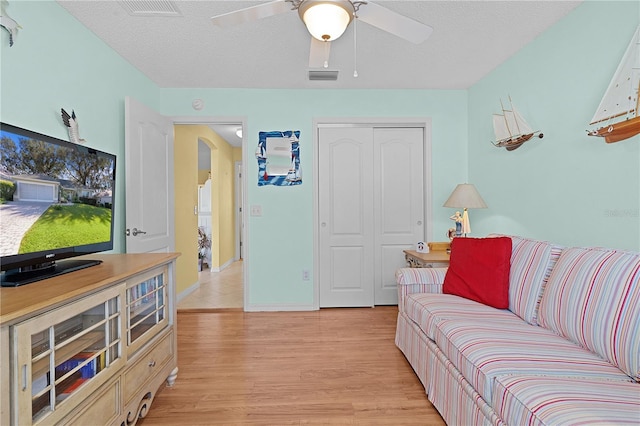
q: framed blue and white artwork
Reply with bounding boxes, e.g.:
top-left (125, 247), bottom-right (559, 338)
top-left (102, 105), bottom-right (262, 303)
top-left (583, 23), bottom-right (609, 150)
top-left (256, 130), bottom-right (302, 186)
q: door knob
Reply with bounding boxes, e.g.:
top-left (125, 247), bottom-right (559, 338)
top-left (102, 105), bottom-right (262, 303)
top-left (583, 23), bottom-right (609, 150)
top-left (132, 228), bottom-right (147, 236)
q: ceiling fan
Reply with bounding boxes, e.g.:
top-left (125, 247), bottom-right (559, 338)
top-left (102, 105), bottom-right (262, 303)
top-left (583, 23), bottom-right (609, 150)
top-left (211, 0), bottom-right (433, 70)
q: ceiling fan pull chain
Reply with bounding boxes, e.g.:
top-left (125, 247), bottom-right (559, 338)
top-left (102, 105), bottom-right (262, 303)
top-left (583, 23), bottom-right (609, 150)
top-left (324, 40), bottom-right (329, 68)
top-left (353, 14), bottom-right (359, 78)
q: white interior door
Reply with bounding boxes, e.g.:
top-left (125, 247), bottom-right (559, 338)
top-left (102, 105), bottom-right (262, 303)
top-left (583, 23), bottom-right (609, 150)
top-left (319, 127), bottom-right (375, 307)
top-left (318, 125), bottom-right (425, 307)
top-left (373, 128), bottom-right (424, 305)
top-left (124, 96), bottom-right (175, 253)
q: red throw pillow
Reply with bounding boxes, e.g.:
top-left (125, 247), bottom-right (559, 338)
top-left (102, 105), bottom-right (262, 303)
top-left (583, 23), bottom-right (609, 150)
top-left (443, 236), bottom-right (512, 308)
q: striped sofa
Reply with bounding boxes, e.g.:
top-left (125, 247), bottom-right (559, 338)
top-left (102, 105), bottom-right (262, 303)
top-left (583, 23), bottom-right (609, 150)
top-left (395, 235), bottom-right (640, 425)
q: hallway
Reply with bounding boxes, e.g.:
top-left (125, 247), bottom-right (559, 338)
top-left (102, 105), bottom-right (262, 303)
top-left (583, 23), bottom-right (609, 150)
top-left (177, 261), bottom-right (243, 310)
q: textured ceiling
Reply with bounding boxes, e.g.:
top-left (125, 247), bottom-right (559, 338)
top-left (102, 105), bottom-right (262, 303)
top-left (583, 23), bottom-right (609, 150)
top-left (57, 0), bottom-right (582, 90)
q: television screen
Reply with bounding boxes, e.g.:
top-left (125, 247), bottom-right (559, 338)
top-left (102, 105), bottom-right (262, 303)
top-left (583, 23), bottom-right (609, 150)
top-left (0, 122), bottom-right (116, 286)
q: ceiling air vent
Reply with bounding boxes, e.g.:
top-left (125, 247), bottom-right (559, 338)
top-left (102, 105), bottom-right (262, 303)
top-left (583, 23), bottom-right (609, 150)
top-left (308, 70), bottom-right (339, 81)
top-left (119, 0), bottom-right (181, 17)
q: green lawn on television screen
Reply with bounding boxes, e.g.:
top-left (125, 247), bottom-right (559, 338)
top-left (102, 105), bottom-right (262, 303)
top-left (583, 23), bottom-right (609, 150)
top-left (19, 204), bottom-right (112, 253)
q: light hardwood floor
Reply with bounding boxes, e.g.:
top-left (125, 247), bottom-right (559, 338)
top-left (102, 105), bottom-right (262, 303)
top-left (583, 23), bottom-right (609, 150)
top-left (139, 307), bottom-right (445, 425)
top-left (178, 261), bottom-right (244, 310)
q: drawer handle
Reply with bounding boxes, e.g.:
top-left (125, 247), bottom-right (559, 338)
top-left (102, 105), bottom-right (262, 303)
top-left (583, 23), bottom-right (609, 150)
top-left (148, 360), bottom-right (156, 367)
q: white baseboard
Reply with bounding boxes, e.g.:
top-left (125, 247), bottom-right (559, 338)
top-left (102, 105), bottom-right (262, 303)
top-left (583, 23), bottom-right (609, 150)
top-left (210, 258), bottom-right (234, 273)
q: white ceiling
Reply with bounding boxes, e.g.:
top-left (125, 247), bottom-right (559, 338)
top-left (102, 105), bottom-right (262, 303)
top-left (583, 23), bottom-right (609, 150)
top-left (57, 0), bottom-right (581, 90)
top-left (56, 0), bottom-right (582, 146)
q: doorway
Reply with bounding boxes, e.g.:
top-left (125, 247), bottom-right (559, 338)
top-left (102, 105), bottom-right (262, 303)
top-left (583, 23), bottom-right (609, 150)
top-left (174, 121), bottom-right (245, 310)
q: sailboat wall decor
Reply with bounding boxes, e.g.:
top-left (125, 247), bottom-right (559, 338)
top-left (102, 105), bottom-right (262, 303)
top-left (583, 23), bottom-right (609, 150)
top-left (588, 26), bottom-right (640, 144)
top-left (492, 97), bottom-right (543, 151)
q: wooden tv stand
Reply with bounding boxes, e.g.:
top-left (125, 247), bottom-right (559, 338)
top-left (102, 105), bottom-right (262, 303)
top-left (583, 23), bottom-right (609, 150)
top-left (0, 253), bottom-right (179, 426)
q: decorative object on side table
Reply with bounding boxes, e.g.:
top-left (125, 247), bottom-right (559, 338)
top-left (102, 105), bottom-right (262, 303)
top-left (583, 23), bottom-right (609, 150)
top-left (449, 211), bottom-right (463, 237)
top-left (587, 26), bottom-right (640, 144)
top-left (428, 241), bottom-right (451, 253)
top-left (443, 183), bottom-right (488, 237)
top-left (416, 241), bottom-right (428, 253)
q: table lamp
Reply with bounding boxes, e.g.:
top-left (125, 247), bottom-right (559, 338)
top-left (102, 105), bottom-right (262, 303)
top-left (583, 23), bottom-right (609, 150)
top-left (443, 183), bottom-right (488, 236)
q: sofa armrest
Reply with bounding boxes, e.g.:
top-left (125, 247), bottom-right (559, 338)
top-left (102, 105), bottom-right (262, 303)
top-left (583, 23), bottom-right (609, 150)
top-left (396, 267), bottom-right (447, 312)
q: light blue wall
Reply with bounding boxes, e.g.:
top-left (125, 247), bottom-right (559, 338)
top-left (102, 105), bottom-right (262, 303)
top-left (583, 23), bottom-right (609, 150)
top-left (0, 0), bottom-right (160, 254)
top-left (3, 1), bottom-right (638, 310)
top-left (468, 1), bottom-right (640, 251)
top-left (159, 89), bottom-right (467, 308)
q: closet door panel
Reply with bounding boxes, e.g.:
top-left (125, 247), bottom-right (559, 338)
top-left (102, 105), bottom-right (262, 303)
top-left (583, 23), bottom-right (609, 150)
top-left (373, 128), bottom-right (424, 305)
top-left (318, 127), bottom-right (374, 307)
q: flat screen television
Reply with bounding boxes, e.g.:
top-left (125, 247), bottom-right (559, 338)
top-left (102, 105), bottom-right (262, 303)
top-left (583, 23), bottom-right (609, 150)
top-left (0, 122), bottom-right (116, 286)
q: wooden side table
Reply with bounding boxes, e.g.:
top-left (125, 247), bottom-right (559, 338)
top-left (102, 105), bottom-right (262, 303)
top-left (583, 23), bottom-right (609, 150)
top-left (403, 249), bottom-right (450, 268)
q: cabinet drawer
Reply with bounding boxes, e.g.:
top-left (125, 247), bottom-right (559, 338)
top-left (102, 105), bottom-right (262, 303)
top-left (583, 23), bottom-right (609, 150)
top-left (64, 379), bottom-right (120, 426)
top-left (123, 332), bottom-right (173, 403)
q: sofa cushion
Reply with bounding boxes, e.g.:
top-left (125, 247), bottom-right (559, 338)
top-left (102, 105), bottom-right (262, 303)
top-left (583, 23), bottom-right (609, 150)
top-left (538, 246), bottom-right (640, 381)
top-left (433, 318), bottom-right (633, 403)
top-left (491, 234), bottom-right (563, 325)
top-left (404, 293), bottom-right (517, 339)
top-left (443, 237), bottom-right (512, 308)
top-left (492, 375), bottom-right (640, 426)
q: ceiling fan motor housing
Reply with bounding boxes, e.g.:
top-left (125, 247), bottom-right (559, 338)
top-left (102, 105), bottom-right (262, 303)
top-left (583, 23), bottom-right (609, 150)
top-left (298, 0), bottom-right (355, 41)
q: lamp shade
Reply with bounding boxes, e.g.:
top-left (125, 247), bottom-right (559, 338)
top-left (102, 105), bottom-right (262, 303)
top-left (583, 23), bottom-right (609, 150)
top-left (443, 184), bottom-right (488, 209)
top-left (298, 1), bottom-right (354, 41)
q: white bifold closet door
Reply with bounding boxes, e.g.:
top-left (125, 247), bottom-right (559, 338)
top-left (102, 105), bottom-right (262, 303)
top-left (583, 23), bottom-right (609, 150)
top-left (318, 126), bottom-right (425, 307)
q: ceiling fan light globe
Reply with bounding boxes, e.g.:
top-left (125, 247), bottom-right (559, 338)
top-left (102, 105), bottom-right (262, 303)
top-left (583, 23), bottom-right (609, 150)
top-left (299, 1), bottom-right (353, 42)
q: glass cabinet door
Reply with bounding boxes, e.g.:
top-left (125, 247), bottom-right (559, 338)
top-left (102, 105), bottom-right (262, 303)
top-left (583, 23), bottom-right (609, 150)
top-left (14, 286), bottom-right (122, 424)
top-left (126, 267), bottom-right (168, 355)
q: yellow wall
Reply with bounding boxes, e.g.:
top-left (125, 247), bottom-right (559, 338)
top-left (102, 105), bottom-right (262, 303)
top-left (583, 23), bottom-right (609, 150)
top-left (210, 133), bottom-right (237, 269)
top-left (173, 125), bottom-right (199, 294)
top-left (174, 125), bottom-right (238, 295)
top-left (198, 170), bottom-right (210, 185)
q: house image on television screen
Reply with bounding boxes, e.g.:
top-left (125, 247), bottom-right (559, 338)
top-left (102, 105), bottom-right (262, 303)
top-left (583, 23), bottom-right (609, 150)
top-left (2, 173), bottom-right (111, 205)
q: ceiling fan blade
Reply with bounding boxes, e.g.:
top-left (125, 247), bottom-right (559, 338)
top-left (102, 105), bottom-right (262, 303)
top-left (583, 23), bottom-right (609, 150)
top-left (309, 38), bottom-right (331, 68)
top-left (211, 0), bottom-right (291, 28)
top-left (357, 2), bottom-right (433, 44)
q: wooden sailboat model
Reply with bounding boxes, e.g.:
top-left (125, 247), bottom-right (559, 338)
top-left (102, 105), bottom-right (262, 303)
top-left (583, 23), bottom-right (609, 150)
top-left (588, 26), bottom-right (640, 143)
top-left (492, 97), bottom-right (543, 151)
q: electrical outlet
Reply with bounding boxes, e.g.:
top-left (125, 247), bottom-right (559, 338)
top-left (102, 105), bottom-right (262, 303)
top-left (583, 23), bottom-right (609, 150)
top-left (302, 269), bottom-right (310, 281)
top-left (250, 205), bottom-right (262, 216)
